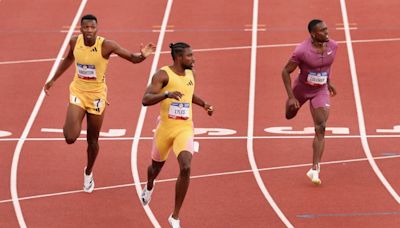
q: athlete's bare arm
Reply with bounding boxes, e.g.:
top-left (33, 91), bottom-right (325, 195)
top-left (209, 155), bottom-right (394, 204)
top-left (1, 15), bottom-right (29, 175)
top-left (282, 60), bottom-right (300, 108)
top-left (102, 40), bottom-right (155, 63)
top-left (192, 94), bottom-right (213, 116)
top-left (142, 70), bottom-right (183, 106)
top-left (44, 36), bottom-right (77, 95)
top-left (327, 78), bottom-right (337, 97)
top-left (190, 71), bottom-right (213, 115)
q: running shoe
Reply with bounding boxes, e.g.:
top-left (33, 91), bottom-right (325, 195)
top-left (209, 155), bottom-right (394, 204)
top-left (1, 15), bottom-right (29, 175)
top-left (83, 168), bottom-right (95, 193)
top-left (168, 214), bottom-right (180, 228)
top-left (141, 182), bottom-right (155, 206)
top-left (306, 168), bottom-right (321, 185)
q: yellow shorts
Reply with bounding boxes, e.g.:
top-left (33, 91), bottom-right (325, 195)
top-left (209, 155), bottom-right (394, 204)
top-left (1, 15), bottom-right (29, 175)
top-left (151, 120), bottom-right (194, 162)
top-left (69, 84), bottom-right (107, 115)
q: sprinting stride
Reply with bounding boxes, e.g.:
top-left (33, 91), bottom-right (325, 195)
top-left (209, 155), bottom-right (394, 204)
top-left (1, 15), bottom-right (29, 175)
top-left (44, 14), bottom-right (155, 193)
top-left (140, 42), bottom-right (213, 228)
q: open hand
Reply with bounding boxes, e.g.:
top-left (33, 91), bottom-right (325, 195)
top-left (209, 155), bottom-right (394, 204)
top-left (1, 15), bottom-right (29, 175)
top-left (167, 91), bottom-right (184, 101)
top-left (140, 43), bottom-right (156, 58)
top-left (328, 84), bottom-right (337, 97)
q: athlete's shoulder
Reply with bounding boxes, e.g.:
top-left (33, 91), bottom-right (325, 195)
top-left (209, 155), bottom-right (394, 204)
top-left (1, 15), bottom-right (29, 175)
top-left (102, 38), bottom-right (116, 48)
top-left (328, 39), bottom-right (338, 48)
top-left (69, 35), bottom-right (79, 48)
top-left (155, 67), bottom-right (169, 79)
top-left (295, 38), bottom-right (310, 51)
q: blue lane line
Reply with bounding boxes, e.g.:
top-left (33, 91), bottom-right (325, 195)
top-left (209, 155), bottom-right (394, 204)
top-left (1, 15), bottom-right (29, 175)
top-left (381, 152), bottom-right (400, 156)
top-left (297, 211), bottom-right (400, 219)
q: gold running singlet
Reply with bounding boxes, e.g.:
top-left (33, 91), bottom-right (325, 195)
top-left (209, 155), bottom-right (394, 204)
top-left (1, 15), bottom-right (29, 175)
top-left (151, 66), bottom-right (195, 161)
top-left (69, 34), bottom-right (109, 115)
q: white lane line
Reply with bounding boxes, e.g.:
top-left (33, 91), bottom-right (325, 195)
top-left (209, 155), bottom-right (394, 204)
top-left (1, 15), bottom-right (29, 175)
top-left (247, 0), bottom-right (293, 227)
top-left (9, 1), bottom-right (88, 227)
top-left (3, 133), bottom-right (400, 142)
top-left (2, 154), bottom-right (398, 204)
top-left (130, 1), bottom-right (173, 227)
top-left (340, 0), bottom-right (400, 204)
top-left (2, 37), bottom-right (400, 65)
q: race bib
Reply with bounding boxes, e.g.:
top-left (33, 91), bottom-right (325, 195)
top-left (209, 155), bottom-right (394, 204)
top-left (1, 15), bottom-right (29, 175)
top-left (168, 102), bottom-right (190, 120)
top-left (307, 72), bottom-right (328, 86)
top-left (77, 63), bottom-right (97, 80)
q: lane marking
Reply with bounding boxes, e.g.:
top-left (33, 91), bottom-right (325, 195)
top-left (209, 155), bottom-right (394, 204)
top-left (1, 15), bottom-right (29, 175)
top-left (264, 127), bottom-right (349, 134)
top-left (340, 0), bottom-right (400, 204)
top-left (297, 211), bottom-right (400, 218)
top-left (60, 30), bottom-right (80, 33)
top-left (244, 28), bottom-right (266, 32)
top-left (151, 29), bottom-right (174, 33)
top-left (130, 1), bottom-right (173, 227)
top-left (247, 1), bottom-right (293, 227)
top-left (336, 27), bottom-right (358, 30)
top-left (0, 130), bottom-right (12, 137)
top-left (9, 1), bottom-right (88, 227)
top-left (376, 125), bottom-right (400, 133)
top-left (3, 133), bottom-right (400, 142)
top-left (2, 37), bottom-right (400, 65)
top-left (1, 154), bottom-right (398, 204)
top-left (41, 128), bottom-right (127, 137)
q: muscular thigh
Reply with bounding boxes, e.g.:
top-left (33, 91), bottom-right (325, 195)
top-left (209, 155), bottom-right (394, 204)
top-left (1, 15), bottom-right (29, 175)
top-left (172, 127), bottom-right (194, 157)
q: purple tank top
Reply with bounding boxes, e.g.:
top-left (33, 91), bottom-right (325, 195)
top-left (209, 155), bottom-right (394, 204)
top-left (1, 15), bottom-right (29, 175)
top-left (290, 38), bottom-right (338, 87)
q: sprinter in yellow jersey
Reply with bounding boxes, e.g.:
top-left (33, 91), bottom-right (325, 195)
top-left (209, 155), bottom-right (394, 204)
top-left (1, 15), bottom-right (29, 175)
top-left (43, 14), bottom-right (155, 193)
top-left (141, 42), bottom-right (213, 228)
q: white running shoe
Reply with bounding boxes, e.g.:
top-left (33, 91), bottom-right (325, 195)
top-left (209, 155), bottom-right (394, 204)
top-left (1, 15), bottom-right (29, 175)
top-left (141, 182), bottom-right (155, 206)
top-left (83, 168), bottom-right (95, 193)
top-left (168, 214), bottom-right (180, 228)
top-left (306, 168), bottom-right (321, 185)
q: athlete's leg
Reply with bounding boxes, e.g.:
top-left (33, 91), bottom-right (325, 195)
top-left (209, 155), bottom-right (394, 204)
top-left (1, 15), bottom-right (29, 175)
top-left (85, 110), bottom-right (105, 175)
top-left (310, 105), bottom-right (329, 170)
top-left (146, 160), bottom-right (165, 190)
top-left (172, 151), bottom-right (192, 219)
top-left (63, 104), bottom-right (86, 144)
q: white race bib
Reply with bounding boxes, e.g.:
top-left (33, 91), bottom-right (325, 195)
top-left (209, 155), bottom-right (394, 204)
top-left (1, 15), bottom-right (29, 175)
top-left (168, 102), bottom-right (190, 120)
top-left (307, 72), bottom-right (328, 86)
top-left (77, 63), bottom-right (97, 80)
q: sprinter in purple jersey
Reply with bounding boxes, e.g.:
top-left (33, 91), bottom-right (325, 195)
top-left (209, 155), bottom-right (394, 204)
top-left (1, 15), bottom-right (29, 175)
top-left (282, 19), bottom-right (338, 185)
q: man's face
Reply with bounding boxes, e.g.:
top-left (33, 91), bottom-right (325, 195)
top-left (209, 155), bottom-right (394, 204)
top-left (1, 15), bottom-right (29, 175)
top-left (179, 48), bottom-right (195, 70)
top-left (80, 19), bottom-right (97, 40)
top-left (312, 22), bottom-right (329, 42)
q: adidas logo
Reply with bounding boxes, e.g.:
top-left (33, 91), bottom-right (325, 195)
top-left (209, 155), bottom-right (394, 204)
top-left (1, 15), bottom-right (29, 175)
top-left (91, 47), bottom-right (97, 52)
top-left (187, 80), bottom-right (193, 86)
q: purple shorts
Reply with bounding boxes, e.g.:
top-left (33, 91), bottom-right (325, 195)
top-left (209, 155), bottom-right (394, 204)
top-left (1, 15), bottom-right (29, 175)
top-left (293, 79), bottom-right (330, 109)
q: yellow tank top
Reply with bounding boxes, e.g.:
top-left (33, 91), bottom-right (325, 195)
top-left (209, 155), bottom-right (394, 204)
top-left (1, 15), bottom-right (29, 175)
top-left (71, 34), bottom-right (109, 92)
top-left (159, 66), bottom-right (195, 124)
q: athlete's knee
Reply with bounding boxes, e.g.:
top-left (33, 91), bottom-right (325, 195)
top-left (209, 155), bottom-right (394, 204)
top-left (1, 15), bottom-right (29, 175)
top-left (314, 122), bottom-right (326, 134)
top-left (63, 127), bottom-right (79, 144)
top-left (286, 109), bottom-right (298, 120)
top-left (87, 138), bottom-right (99, 148)
top-left (64, 131), bottom-right (78, 144)
top-left (286, 112), bottom-right (296, 120)
top-left (65, 137), bottom-right (77, 144)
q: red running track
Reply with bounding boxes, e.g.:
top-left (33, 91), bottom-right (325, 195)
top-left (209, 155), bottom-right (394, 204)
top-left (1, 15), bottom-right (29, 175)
top-left (0, 0), bottom-right (399, 227)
